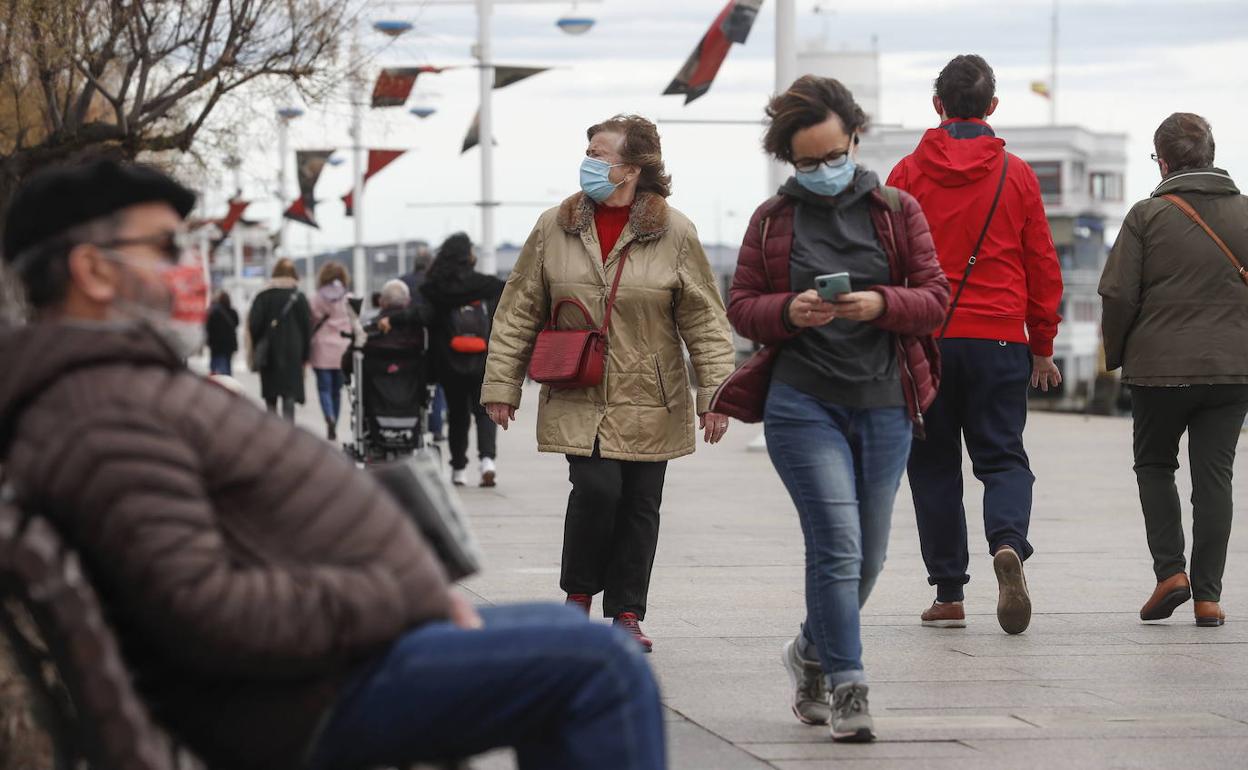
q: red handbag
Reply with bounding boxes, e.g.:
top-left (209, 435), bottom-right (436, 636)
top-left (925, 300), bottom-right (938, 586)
top-left (528, 244), bottom-right (630, 389)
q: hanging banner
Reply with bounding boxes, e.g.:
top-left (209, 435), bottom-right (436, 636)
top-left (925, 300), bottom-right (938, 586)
top-left (282, 149), bottom-right (333, 229)
top-left (220, 199), bottom-right (250, 235)
top-left (283, 197), bottom-right (318, 229)
top-left (461, 110), bottom-right (481, 154)
top-left (494, 65), bottom-right (550, 90)
top-left (371, 66), bottom-right (450, 108)
top-left (663, 0), bottom-right (763, 105)
top-left (342, 149), bottom-right (407, 216)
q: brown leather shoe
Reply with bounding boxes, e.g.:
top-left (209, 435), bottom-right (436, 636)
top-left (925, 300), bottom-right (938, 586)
top-left (921, 601), bottom-right (966, 628)
top-left (1195, 600), bottom-right (1225, 627)
top-left (1139, 572), bottom-right (1191, 621)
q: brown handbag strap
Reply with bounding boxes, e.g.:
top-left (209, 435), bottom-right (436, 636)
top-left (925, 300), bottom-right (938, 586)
top-left (1162, 194), bottom-right (1248, 286)
top-left (599, 242), bottom-right (632, 334)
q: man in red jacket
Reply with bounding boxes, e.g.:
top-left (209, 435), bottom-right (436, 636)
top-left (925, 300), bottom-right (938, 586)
top-left (887, 54), bottom-right (1063, 635)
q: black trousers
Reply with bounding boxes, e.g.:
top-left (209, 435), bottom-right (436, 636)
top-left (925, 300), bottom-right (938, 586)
top-left (560, 449), bottom-right (668, 619)
top-left (907, 339), bottom-right (1035, 603)
top-left (442, 374), bottom-right (497, 471)
top-left (265, 396), bottom-right (296, 422)
top-left (1132, 384), bottom-right (1248, 602)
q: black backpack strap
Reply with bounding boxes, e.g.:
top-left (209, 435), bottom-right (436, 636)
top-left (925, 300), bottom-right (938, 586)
top-left (938, 152), bottom-right (1010, 342)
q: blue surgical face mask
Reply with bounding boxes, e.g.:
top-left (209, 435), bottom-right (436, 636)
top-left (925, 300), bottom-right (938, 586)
top-left (580, 156), bottom-right (624, 203)
top-left (794, 155), bottom-right (857, 197)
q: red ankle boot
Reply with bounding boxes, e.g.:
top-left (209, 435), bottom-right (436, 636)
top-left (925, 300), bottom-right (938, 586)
top-left (613, 612), bottom-right (653, 652)
top-left (565, 594), bottom-right (592, 615)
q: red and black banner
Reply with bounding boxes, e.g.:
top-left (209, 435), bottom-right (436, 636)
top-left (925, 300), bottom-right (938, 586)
top-left (219, 199), bottom-right (249, 235)
top-left (371, 66), bottom-right (449, 108)
top-left (283, 149), bottom-right (334, 229)
top-left (342, 149), bottom-right (407, 215)
top-left (493, 65), bottom-right (550, 90)
top-left (664, 0), bottom-right (763, 105)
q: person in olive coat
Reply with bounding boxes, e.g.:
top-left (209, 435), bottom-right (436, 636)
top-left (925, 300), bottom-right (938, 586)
top-left (248, 258), bottom-right (311, 421)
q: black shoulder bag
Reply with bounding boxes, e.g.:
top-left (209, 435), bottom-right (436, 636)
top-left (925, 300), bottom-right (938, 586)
top-left (938, 152), bottom-right (1010, 341)
top-left (252, 289), bottom-right (299, 371)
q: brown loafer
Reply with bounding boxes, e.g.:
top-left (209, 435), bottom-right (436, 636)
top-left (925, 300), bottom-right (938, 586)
top-left (921, 601), bottom-right (967, 628)
top-left (1195, 600), bottom-right (1225, 627)
top-left (1139, 572), bottom-right (1191, 621)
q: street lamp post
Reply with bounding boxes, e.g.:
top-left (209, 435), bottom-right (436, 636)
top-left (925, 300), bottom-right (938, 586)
top-left (349, 22), bottom-right (369, 295)
top-left (224, 155), bottom-right (244, 282)
top-left (276, 107), bottom-right (304, 276)
top-left (770, 0), bottom-right (798, 195)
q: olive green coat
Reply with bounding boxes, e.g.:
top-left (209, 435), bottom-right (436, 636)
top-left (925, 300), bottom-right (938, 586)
top-left (482, 192), bottom-right (736, 462)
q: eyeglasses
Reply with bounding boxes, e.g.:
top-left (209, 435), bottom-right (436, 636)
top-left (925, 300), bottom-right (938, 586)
top-left (794, 148), bottom-right (853, 174)
top-left (96, 231), bottom-right (194, 265)
top-left (1150, 153), bottom-right (1160, 163)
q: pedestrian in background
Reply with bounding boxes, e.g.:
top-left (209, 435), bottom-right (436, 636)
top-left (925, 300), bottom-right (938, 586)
top-left (309, 260), bottom-right (357, 441)
top-left (888, 54), bottom-right (1064, 635)
top-left (206, 289), bottom-right (238, 376)
top-left (721, 76), bottom-right (947, 742)
top-left (1100, 113), bottom-right (1248, 628)
top-left (482, 114), bottom-right (736, 652)
top-left (248, 258), bottom-right (310, 422)
top-left (420, 233), bottom-right (504, 487)
top-left (402, 247), bottom-right (446, 441)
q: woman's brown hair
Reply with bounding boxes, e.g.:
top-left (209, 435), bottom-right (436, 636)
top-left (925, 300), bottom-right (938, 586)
top-left (763, 75), bottom-right (868, 164)
top-left (271, 257), bottom-right (298, 280)
top-left (587, 115), bottom-right (672, 198)
top-left (317, 260), bottom-right (350, 288)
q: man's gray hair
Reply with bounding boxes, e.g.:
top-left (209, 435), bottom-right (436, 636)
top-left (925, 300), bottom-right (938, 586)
top-left (379, 279), bottom-right (411, 309)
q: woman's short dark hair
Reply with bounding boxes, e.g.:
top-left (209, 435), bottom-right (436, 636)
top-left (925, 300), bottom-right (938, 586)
top-left (763, 75), bottom-right (868, 164)
top-left (587, 115), bottom-right (672, 198)
top-left (935, 55), bottom-right (996, 120)
top-left (1154, 113), bottom-right (1215, 172)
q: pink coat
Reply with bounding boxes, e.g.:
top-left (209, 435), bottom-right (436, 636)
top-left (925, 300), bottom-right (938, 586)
top-left (308, 281), bottom-right (354, 370)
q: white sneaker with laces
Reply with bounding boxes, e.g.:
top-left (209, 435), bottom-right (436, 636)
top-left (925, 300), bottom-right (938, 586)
top-left (480, 457), bottom-right (497, 487)
top-left (451, 469), bottom-right (467, 486)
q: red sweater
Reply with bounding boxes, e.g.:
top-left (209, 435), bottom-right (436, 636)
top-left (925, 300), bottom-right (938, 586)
top-left (594, 203), bottom-right (631, 262)
top-left (887, 119), bottom-right (1063, 356)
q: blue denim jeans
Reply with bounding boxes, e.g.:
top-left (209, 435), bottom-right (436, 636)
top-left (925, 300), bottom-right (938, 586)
top-left (307, 603), bottom-right (666, 770)
top-left (764, 380), bottom-right (912, 686)
top-left (429, 384), bottom-right (447, 435)
top-left (314, 368), bottom-right (344, 423)
top-left (209, 354), bottom-right (232, 376)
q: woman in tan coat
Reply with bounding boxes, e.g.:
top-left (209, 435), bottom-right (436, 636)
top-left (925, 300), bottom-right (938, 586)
top-left (483, 114), bottom-right (736, 651)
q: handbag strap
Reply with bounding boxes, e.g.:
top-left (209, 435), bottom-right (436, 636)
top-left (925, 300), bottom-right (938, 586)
top-left (271, 289), bottom-right (300, 328)
top-left (938, 152), bottom-right (1010, 341)
top-left (1162, 194), bottom-right (1248, 286)
top-left (599, 242), bottom-right (632, 334)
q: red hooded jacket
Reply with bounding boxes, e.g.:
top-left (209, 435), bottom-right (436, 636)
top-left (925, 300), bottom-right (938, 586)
top-left (887, 119), bottom-right (1063, 356)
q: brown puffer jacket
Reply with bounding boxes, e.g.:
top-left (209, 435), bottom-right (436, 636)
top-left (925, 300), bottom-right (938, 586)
top-left (0, 321), bottom-right (451, 770)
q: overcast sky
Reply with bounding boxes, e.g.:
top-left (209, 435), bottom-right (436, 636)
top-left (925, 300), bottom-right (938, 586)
top-left (219, 0), bottom-right (1248, 258)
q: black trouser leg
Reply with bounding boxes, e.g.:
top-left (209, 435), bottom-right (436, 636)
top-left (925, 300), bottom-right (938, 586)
top-left (560, 452), bottom-right (624, 600)
top-left (1186, 386), bottom-right (1248, 602)
top-left (265, 397), bottom-right (277, 415)
top-left (469, 379), bottom-right (497, 460)
top-left (444, 378), bottom-right (472, 471)
top-left (281, 397), bottom-right (296, 422)
top-left (1132, 386), bottom-right (1193, 582)
top-left (908, 339), bottom-right (971, 602)
top-left (601, 460), bottom-right (668, 620)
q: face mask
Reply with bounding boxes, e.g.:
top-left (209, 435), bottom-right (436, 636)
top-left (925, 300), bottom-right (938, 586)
top-left (580, 156), bottom-right (624, 203)
top-left (795, 156), bottom-right (858, 198)
top-left (108, 251), bottom-right (208, 359)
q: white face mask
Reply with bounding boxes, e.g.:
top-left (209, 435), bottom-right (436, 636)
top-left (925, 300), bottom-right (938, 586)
top-left (106, 251), bottom-right (208, 359)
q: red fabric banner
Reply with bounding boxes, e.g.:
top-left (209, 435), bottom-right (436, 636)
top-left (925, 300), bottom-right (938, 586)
top-left (342, 149), bottom-right (407, 215)
top-left (371, 66), bottom-right (449, 108)
top-left (663, 0), bottom-right (762, 105)
top-left (220, 199), bottom-right (249, 235)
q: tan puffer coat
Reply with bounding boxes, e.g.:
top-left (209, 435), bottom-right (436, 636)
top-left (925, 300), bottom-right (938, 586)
top-left (482, 192), bottom-right (736, 462)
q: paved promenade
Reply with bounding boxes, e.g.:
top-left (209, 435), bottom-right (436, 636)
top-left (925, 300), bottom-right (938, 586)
top-left (242, 368), bottom-right (1248, 769)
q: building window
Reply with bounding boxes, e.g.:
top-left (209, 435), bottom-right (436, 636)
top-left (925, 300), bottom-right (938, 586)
top-left (1032, 161), bottom-right (1062, 202)
top-left (1090, 172), bottom-right (1123, 201)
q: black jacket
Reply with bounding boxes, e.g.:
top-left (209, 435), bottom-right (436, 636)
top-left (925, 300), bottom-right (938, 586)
top-left (206, 302), bottom-right (239, 357)
top-left (392, 270), bottom-right (504, 382)
top-left (247, 280), bottom-right (311, 402)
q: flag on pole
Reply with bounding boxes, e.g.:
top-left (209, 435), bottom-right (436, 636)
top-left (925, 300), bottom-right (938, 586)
top-left (461, 111), bottom-right (488, 154)
top-left (1030, 81), bottom-right (1052, 99)
top-left (219, 199), bottom-right (250, 236)
top-left (283, 150), bottom-right (334, 229)
top-left (371, 66), bottom-right (450, 108)
top-left (664, 0), bottom-right (763, 105)
top-left (493, 65), bottom-right (550, 90)
top-left (342, 149), bottom-right (407, 216)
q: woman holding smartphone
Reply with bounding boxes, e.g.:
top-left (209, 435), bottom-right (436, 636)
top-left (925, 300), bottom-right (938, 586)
top-left (717, 76), bottom-right (948, 742)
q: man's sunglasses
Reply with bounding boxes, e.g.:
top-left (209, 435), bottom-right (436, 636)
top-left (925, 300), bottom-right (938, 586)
top-left (95, 231), bottom-right (193, 264)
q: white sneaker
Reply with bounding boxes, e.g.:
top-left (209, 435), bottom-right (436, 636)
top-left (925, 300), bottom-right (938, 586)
top-left (451, 469), bottom-right (467, 486)
top-left (480, 457), bottom-right (497, 487)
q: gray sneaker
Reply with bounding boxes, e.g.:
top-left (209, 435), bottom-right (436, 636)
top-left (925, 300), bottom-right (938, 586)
top-left (830, 682), bottom-right (875, 742)
top-left (781, 639), bottom-right (830, 725)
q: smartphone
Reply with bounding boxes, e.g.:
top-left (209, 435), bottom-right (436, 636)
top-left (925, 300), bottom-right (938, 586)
top-left (815, 272), bottom-right (852, 302)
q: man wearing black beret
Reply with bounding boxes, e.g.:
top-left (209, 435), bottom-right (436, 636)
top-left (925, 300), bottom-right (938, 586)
top-left (0, 159), bottom-right (667, 769)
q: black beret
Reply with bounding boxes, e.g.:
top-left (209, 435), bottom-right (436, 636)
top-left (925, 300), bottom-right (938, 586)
top-left (3, 159), bottom-right (197, 264)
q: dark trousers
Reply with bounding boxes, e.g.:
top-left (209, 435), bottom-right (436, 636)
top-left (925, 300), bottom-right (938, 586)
top-left (561, 449), bottom-right (668, 619)
top-left (443, 374), bottom-right (496, 471)
top-left (307, 604), bottom-right (666, 770)
top-left (1132, 384), bottom-right (1248, 602)
top-left (907, 339), bottom-right (1035, 602)
top-left (265, 396), bottom-right (296, 422)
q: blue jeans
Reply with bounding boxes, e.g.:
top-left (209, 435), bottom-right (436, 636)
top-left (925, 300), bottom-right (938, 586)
top-left (429, 384), bottom-right (446, 435)
top-left (209, 355), bottom-right (232, 376)
top-left (308, 603), bottom-right (666, 770)
top-left (315, 368), bottom-right (344, 423)
top-left (764, 380), bottom-right (912, 686)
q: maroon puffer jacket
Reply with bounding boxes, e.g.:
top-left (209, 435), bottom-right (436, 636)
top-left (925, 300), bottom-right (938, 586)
top-left (712, 186), bottom-right (949, 432)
